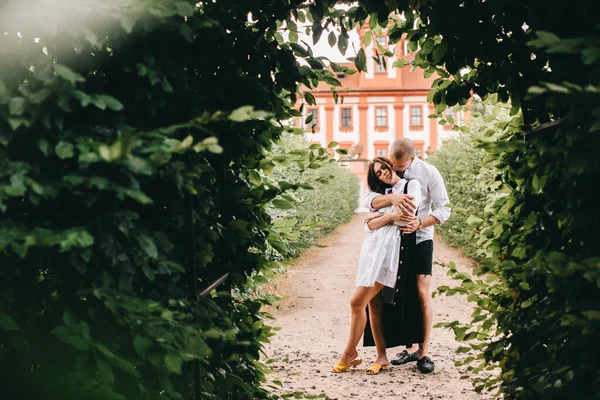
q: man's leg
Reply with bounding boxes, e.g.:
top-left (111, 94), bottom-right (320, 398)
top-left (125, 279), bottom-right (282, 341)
top-left (415, 240), bottom-right (434, 373)
top-left (416, 274), bottom-right (432, 358)
top-left (391, 275), bottom-right (432, 366)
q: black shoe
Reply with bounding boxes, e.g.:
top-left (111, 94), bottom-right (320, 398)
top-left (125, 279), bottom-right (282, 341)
top-left (417, 356), bottom-right (435, 374)
top-left (390, 350), bottom-right (419, 365)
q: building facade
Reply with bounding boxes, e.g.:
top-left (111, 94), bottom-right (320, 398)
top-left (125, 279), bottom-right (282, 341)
top-left (297, 28), bottom-right (461, 161)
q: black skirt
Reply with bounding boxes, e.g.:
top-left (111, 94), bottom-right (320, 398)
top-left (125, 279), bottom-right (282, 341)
top-left (363, 229), bottom-right (424, 348)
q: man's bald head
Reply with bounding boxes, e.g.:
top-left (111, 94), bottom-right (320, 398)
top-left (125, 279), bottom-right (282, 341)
top-left (390, 138), bottom-right (415, 161)
top-left (389, 138), bottom-right (416, 174)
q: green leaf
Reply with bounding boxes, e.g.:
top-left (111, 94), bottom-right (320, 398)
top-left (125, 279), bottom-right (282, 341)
top-left (8, 97), bottom-right (26, 116)
top-left (466, 215), bottom-right (484, 228)
top-left (327, 31), bottom-right (336, 47)
top-left (304, 93), bottom-right (316, 105)
top-left (272, 199), bottom-right (295, 210)
top-left (175, 1), bottom-right (196, 16)
top-left (55, 141), bottom-right (75, 159)
top-left (289, 30), bottom-right (298, 43)
top-left (337, 31), bottom-right (349, 55)
top-left (54, 65), bottom-right (85, 84)
top-left (527, 31), bottom-right (561, 48)
top-left (165, 353), bottom-right (183, 374)
top-left (136, 63), bottom-right (148, 76)
top-left (392, 59), bottom-right (406, 68)
top-left (38, 139), bottom-right (51, 156)
top-left (355, 48), bottom-right (367, 72)
top-left (180, 23), bottom-right (195, 42)
top-left (388, 28), bottom-right (404, 45)
top-left (511, 246), bottom-right (527, 259)
top-left (521, 298), bottom-right (534, 308)
top-left (133, 336), bottom-right (154, 357)
top-left (0, 314), bottom-right (18, 331)
top-left (362, 31), bottom-right (373, 47)
top-left (95, 95), bottom-right (124, 111)
top-left (229, 105), bottom-right (254, 122)
top-left (582, 310), bottom-right (600, 320)
top-left (532, 174), bottom-right (547, 191)
top-left (456, 346), bottom-right (471, 354)
top-left (136, 235), bottom-right (158, 259)
top-left (327, 141), bottom-right (339, 148)
top-left (432, 41), bottom-right (448, 63)
top-left (582, 47), bottom-right (600, 65)
top-left (248, 170), bottom-right (262, 186)
top-left (311, 21), bottom-right (324, 44)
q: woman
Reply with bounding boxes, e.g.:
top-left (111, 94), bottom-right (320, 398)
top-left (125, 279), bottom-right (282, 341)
top-left (331, 157), bottom-right (421, 375)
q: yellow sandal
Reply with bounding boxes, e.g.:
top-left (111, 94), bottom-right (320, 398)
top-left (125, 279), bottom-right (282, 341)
top-left (330, 358), bottom-right (363, 373)
top-left (366, 362), bottom-right (389, 375)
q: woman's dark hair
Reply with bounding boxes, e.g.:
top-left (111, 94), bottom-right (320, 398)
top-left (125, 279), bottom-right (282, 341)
top-left (367, 157), bottom-right (394, 194)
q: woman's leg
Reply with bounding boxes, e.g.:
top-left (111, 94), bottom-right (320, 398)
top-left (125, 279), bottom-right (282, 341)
top-left (368, 293), bottom-right (389, 365)
top-left (339, 283), bottom-right (385, 363)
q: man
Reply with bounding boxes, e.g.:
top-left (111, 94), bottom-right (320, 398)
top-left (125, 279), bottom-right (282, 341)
top-left (365, 138), bottom-right (451, 374)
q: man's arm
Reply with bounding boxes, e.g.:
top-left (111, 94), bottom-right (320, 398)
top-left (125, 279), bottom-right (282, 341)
top-left (403, 170), bottom-right (450, 234)
top-left (371, 193), bottom-right (416, 213)
top-left (429, 169), bottom-right (451, 225)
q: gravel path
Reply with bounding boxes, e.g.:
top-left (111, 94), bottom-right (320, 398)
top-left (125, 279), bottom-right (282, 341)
top-left (263, 213), bottom-right (485, 400)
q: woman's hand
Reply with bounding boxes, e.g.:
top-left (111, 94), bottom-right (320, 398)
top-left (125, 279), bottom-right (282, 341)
top-left (389, 209), bottom-right (406, 222)
top-left (391, 194), bottom-right (416, 215)
top-left (364, 212), bottom-right (381, 224)
top-left (400, 215), bottom-right (420, 234)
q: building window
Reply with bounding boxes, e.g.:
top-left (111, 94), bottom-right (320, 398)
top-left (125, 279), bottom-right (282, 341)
top-left (403, 40), bottom-right (409, 56)
top-left (376, 148), bottom-right (387, 157)
top-left (341, 107), bottom-right (352, 128)
top-left (375, 56), bottom-right (387, 73)
top-left (375, 107), bottom-right (387, 127)
top-left (307, 108), bottom-right (318, 129)
top-left (410, 106), bottom-right (422, 128)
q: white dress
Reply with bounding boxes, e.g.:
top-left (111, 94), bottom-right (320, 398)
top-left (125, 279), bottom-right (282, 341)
top-left (355, 179), bottom-right (422, 288)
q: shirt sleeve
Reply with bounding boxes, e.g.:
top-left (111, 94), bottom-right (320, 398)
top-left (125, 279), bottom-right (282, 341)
top-left (428, 168), bottom-right (451, 225)
top-left (363, 189), bottom-right (381, 211)
top-left (363, 221), bottom-right (376, 232)
top-left (408, 180), bottom-right (422, 215)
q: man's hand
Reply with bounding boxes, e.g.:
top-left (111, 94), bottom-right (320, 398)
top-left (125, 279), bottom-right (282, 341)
top-left (391, 194), bottom-right (416, 214)
top-left (388, 210), bottom-right (405, 222)
top-left (400, 215), bottom-right (419, 234)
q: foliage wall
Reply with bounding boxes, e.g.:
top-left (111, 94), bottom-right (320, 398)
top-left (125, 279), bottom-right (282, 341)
top-left (267, 134), bottom-right (359, 260)
top-left (290, 0), bottom-right (599, 398)
top-left (427, 133), bottom-right (490, 259)
top-left (0, 1), bottom-right (350, 399)
top-left (428, 101), bottom-right (511, 260)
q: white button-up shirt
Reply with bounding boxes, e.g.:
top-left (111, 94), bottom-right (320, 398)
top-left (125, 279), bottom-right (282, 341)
top-left (364, 158), bottom-right (451, 244)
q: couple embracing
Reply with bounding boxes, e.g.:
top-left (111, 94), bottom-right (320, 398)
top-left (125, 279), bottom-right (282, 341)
top-left (331, 138), bottom-right (451, 376)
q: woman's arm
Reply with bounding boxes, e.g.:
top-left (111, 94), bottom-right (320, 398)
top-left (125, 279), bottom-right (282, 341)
top-left (366, 210), bottom-right (404, 231)
top-left (399, 180), bottom-right (423, 233)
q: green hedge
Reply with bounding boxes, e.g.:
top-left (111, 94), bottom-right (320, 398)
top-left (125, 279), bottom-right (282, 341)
top-left (428, 103), bottom-right (512, 260)
top-left (266, 134), bottom-right (359, 259)
top-left (0, 1), bottom-right (351, 399)
top-left (428, 133), bottom-right (491, 259)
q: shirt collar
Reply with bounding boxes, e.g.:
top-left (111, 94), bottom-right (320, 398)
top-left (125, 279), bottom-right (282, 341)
top-left (405, 157), bottom-right (418, 174)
